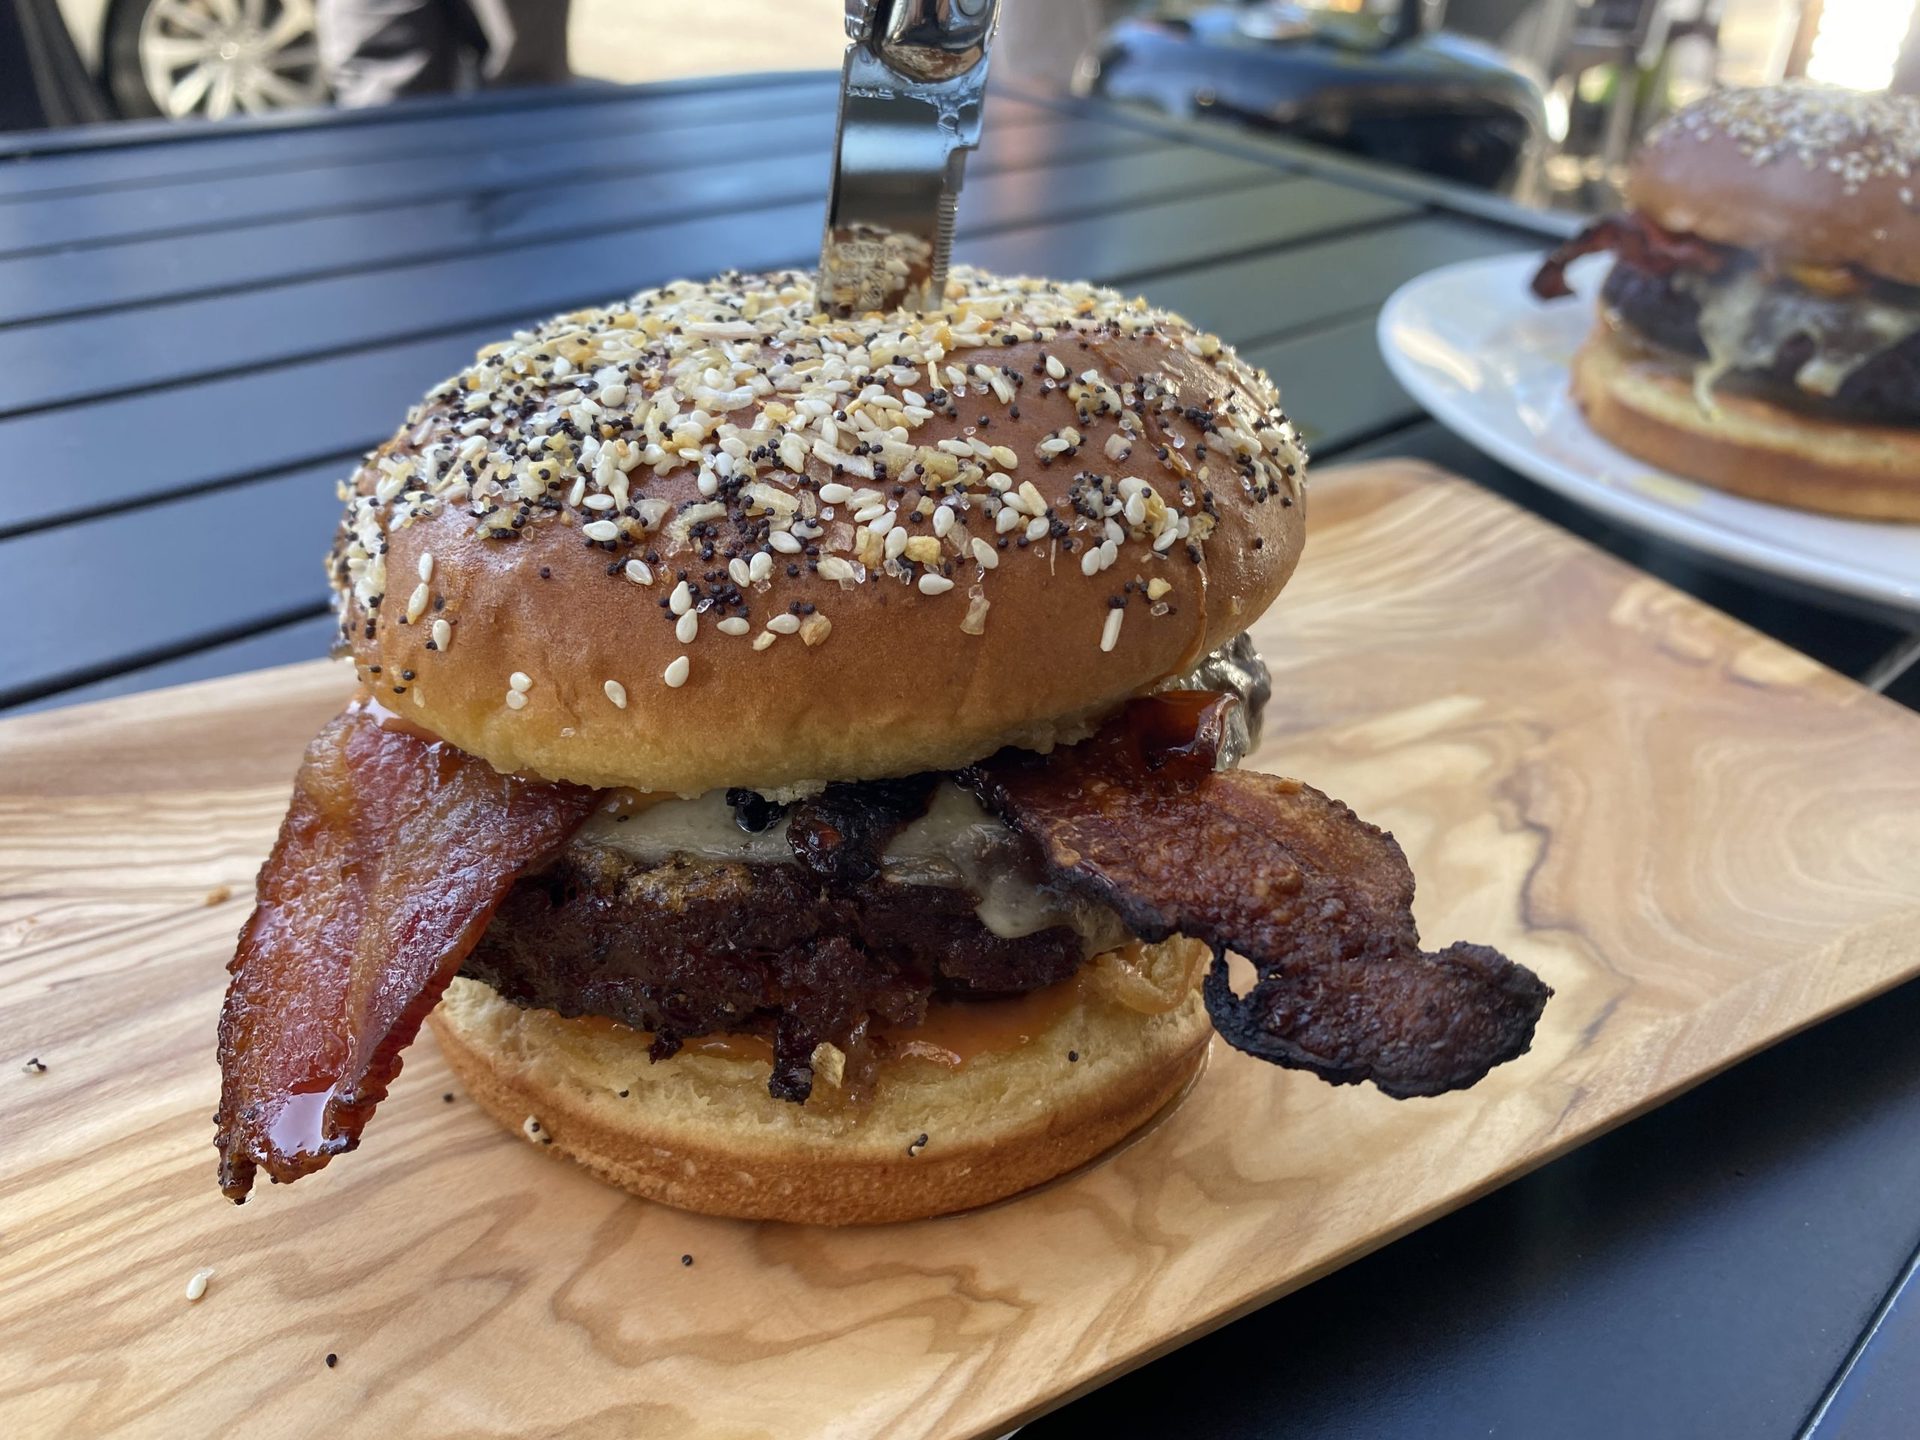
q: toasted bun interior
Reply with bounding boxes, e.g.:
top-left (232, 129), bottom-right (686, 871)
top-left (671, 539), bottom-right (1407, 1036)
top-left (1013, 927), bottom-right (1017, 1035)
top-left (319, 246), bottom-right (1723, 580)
top-left (429, 942), bottom-right (1214, 1225)
top-left (1570, 324), bottom-right (1920, 522)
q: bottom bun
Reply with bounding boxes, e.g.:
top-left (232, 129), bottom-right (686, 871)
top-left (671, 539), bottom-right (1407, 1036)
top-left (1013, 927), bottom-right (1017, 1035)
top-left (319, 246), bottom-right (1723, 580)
top-left (429, 942), bottom-right (1213, 1225)
top-left (1570, 324), bottom-right (1920, 522)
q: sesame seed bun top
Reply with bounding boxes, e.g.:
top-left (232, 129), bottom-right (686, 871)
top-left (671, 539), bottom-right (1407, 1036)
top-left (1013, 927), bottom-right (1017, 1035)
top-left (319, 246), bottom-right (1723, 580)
top-left (331, 267), bottom-right (1307, 795)
top-left (1627, 84), bottom-right (1920, 286)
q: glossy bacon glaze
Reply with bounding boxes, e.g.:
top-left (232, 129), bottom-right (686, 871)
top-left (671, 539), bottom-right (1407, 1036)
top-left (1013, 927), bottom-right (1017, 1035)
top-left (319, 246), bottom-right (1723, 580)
top-left (214, 707), bottom-right (595, 1200)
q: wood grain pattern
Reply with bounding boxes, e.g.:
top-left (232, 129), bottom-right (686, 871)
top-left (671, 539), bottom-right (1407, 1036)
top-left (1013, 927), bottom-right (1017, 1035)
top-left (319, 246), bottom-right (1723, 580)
top-left (4, 462), bottom-right (1919, 1439)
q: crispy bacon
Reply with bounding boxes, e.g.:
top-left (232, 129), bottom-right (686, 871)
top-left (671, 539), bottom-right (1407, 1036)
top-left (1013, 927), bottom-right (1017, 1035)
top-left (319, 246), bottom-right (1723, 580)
top-left (214, 706), bottom-right (596, 1200)
top-left (1531, 213), bottom-right (1731, 300)
top-left (964, 694), bottom-right (1550, 1098)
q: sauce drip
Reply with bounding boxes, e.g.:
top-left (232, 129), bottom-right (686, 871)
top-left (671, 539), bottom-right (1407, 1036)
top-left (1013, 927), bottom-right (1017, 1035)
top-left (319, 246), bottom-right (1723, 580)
top-left (559, 975), bottom-right (1091, 1078)
top-left (569, 1014), bottom-right (776, 1065)
top-left (887, 975), bottom-right (1087, 1069)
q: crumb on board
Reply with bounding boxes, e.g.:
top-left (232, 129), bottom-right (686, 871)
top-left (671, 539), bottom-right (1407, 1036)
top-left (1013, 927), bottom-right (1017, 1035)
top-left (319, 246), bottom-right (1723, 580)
top-left (907, 1133), bottom-right (929, 1158)
top-left (522, 1115), bottom-right (551, 1145)
top-left (325, 1353), bottom-right (338, 1369)
top-left (204, 886), bottom-right (233, 907)
top-left (22, 1057), bottom-right (47, 1075)
top-left (184, 1267), bottom-right (215, 1302)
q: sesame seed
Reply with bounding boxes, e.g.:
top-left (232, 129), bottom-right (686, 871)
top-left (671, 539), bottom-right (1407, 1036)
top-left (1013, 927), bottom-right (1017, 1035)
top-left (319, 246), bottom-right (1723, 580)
top-left (405, 583), bottom-right (430, 624)
top-left (184, 1267), bottom-right (215, 1302)
top-left (767, 613), bottom-right (801, 634)
top-left (604, 679), bottom-right (628, 708)
top-left (509, 671), bottom-right (532, 692)
top-left (1100, 607), bottom-right (1124, 652)
top-left (333, 267), bottom-right (1305, 681)
top-left (675, 611), bottom-right (699, 644)
top-left (663, 655), bottom-right (691, 688)
top-left (504, 689), bottom-right (528, 711)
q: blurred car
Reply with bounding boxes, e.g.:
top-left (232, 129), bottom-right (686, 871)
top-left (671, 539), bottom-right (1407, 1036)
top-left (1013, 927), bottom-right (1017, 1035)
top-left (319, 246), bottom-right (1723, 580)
top-left (1075, 0), bottom-right (1550, 194)
top-left (55, 0), bottom-right (328, 119)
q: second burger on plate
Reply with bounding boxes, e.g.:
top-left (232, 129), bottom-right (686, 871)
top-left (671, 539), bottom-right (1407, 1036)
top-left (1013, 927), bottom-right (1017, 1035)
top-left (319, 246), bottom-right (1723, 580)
top-left (1533, 84), bottom-right (1920, 522)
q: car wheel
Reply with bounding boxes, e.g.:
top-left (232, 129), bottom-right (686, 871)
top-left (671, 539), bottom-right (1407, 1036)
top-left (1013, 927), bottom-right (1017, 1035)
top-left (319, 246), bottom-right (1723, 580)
top-left (105, 0), bottom-right (330, 120)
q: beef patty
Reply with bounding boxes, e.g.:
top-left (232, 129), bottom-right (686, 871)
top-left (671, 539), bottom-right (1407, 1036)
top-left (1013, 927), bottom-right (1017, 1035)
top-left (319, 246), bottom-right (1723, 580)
top-left (1601, 260), bottom-right (1920, 424)
top-left (463, 843), bottom-right (1098, 1103)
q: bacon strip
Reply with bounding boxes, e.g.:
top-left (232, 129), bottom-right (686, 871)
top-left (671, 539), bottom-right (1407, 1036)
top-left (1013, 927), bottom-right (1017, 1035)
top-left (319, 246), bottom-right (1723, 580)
top-left (964, 694), bottom-right (1550, 1098)
top-left (1531, 213), bottom-right (1730, 300)
top-left (214, 706), bottom-right (596, 1200)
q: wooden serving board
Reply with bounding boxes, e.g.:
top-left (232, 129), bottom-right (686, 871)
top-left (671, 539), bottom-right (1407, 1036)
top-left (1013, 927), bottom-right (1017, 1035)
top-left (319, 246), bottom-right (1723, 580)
top-left (5, 461), bottom-right (1920, 1439)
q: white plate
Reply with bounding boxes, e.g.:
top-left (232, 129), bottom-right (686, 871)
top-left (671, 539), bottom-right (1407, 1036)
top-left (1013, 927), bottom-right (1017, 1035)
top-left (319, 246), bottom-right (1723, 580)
top-left (1377, 251), bottom-right (1920, 616)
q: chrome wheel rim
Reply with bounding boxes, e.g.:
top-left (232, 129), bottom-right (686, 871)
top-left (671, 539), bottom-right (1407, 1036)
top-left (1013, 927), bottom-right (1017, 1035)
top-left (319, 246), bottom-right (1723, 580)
top-left (137, 0), bottom-right (328, 120)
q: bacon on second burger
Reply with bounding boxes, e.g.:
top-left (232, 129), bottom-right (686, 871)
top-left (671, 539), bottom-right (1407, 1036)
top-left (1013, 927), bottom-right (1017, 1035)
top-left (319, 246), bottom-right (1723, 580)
top-left (1530, 213), bottom-right (1731, 300)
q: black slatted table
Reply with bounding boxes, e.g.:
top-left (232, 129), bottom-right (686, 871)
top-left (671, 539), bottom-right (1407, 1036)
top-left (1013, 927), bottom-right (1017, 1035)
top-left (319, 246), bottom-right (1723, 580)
top-left (2, 74), bottom-right (1915, 1438)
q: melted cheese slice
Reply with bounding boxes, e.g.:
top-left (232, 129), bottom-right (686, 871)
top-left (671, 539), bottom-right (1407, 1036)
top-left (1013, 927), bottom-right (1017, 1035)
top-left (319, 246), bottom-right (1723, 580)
top-left (575, 782), bottom-right (1126, 947)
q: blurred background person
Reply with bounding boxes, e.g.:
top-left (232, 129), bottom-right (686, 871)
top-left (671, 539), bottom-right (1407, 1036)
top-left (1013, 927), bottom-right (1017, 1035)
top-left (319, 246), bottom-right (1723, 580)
top-left (316, 0), bottom-right (572, 107)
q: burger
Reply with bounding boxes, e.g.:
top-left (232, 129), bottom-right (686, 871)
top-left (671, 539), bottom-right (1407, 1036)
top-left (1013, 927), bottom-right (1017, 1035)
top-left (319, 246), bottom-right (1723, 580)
top-left (214, 267), bottom-right (1550, 1224)
top-left (1532, 84), bottom-right (1920, 521)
